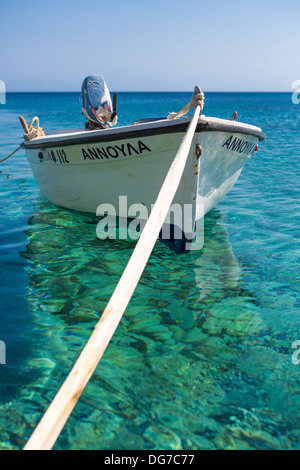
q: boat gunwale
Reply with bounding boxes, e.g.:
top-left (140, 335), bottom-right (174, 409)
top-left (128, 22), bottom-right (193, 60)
top-left (21, 116), bottom-right (266, 150)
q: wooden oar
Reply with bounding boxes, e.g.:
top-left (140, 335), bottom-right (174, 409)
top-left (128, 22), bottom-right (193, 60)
top-left (24, 98), bottom-right (201, 451)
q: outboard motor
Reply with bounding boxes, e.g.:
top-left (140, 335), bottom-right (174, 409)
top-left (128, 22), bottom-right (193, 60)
top-left (80, 75), bottom-right (117, 129)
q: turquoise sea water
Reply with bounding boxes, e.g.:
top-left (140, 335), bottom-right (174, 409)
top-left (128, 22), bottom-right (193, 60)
top-left (0, 91), bottom-right (299, 450)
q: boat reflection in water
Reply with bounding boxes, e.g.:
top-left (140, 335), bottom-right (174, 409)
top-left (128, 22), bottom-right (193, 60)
top-left (15, 200), bottom-right (263, 449)
top-left (19, 199), bottom-right (261, 349)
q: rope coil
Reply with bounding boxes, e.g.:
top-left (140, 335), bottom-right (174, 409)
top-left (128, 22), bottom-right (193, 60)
top-left (28, 116), bottom-right (45, 136)
top-left (19, 115), bottom-right (45, 141)
top-left (167, 86), bottom-right (204, 120)
top-left (0, 115), bottom-right (45, 163)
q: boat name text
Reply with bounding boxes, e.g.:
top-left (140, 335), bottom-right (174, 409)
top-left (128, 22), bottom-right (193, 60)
top-left (40, 149), bottom-right (70, 164)
top-left (222, 135), bottom-right (256, 154)
top-left (82, 140), bottom-right (151, 161)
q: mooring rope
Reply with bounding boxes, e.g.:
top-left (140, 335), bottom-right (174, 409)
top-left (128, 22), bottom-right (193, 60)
top-left (24, 86), bottom-right (203, 451)
top-left (0, 146), bottom-right (21, 163)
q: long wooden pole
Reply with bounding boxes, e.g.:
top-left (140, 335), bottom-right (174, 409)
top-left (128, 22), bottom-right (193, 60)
top-left (24, 102), bottom-right (201, 451)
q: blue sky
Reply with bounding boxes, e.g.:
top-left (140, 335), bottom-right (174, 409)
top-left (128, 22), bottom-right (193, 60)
top-left (1, 0), bottom-right (299, 92)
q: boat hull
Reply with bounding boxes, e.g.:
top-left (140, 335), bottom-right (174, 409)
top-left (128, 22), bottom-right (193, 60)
top-left (25, 131), bottom-right (197, 214)
top-left (22, 116), bottom-right (264, 248)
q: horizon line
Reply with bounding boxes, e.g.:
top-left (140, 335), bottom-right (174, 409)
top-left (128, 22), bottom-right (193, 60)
top-left (5, 90), bottom-right (292, 93)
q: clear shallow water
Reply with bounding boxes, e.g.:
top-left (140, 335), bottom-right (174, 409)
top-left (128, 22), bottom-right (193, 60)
top-left (0, 92), bottom-right (299, 450)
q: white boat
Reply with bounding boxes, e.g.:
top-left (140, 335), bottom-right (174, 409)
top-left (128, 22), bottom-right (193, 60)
top-left (20, 92), bottom-right (265, 251)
